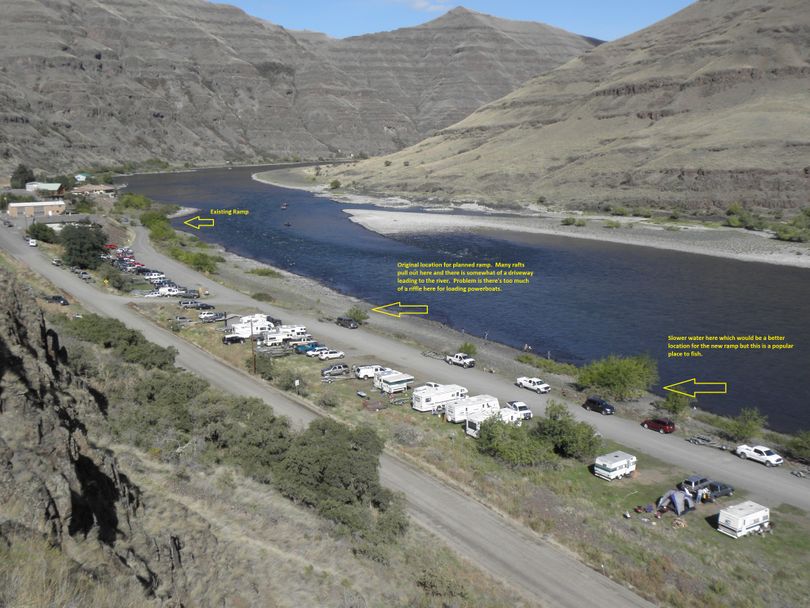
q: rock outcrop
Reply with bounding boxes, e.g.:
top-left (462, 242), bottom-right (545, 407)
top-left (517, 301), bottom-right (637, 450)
top-left (334, 0), bottom-right (810, 211)
top-left (0, 1), bottom-right (597, 174)
top-left (0, 272), bottom-right (214, 602)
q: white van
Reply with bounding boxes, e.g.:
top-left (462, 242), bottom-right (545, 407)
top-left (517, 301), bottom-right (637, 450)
top-left (444, 394), bottom-right (499, 423)
top-left (353, 364), bottom-right (390, 380)
top-left (27, 238), bottom-right (38, 247)
top-left (412, 383), bottom-right (468, 412)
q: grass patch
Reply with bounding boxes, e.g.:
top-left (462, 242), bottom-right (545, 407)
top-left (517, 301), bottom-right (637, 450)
top-left (516, 353), bottom-right (578, 377)
top-left (247, 267), bottom-right (282, 278)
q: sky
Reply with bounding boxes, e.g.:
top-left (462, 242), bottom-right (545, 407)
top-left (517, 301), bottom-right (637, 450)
top-left (226, 0), bottom-right (695, 41)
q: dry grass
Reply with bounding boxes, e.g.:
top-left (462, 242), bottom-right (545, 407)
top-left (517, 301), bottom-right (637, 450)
top-left (0, 533), bottom-right (152, 608)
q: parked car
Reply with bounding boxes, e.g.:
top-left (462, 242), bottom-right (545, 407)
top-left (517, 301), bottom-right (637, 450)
top-left (735, 445), bottom-right (784, 467)
top-left (27, 238), bottom-right (37, 247)
top-left (516, 377), bottom-right (551, 394)
top-left (174, 316), bottom-right (190, 323)
top-left (222, 335), bottom-right (246, 345)
top-left (197, 303), bottom-right (215, 310)
top-left (678, 475), bottom-right (711, 495)
top-left (45, 295), bottom-right (69, 306)
top-left (321, 363), bottom-right (350, 377)
top-left (202, 312), bottom-right (226, 323)
top-left (199, 311), bottom-right (219, 320)
top-left (294, 342), bottom-right (322, 354)
top-left (506, 400), bottom-right (533, 420)
top-left (583, 396), bottom-right (614, 415)
top-left (641, 418), bottom-right (676, 434)
top-left (178, 300), bottom-right (198, 308)
top-left (318, 350), bottom-right (345, 360)
top-left (143, 291), bottom-right (162, 298)
top-left (336, 316), bottom-right (359, 329)
top-left (445, 353), bottom-right (476, 368)
top-left (704, 481), bottom-right (735, 501)
top-left (51, 258), bottom-right (62, 266)
top-left (306, 346), bottom-right (330, 358)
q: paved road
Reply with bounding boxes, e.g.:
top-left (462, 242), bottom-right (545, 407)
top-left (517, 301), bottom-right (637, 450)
top-left (1, 225), bottom-right (654, 607)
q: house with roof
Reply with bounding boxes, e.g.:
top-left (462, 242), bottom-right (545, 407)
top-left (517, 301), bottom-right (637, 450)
top-left (7, 200), bottom-right (66, 219)
top-left (24, 182), bottom-right (65, 199)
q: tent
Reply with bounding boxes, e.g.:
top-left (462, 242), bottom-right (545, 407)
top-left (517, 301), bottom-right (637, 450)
top-left (657, 489), bottom-right (696, 516)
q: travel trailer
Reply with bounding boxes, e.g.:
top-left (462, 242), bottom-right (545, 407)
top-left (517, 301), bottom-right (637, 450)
top-left (411, 383), bottom-right (468, 412)
top-left (593, 451), bottom-right (637, 481)
top-left (444, 394), bottom-right (499, 423)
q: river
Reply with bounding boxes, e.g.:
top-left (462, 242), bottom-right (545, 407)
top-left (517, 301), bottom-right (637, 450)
top-left (122, 166), bottom-right (810, 433)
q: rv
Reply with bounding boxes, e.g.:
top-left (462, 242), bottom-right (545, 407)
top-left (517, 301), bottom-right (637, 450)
top-left (412, 383), bottom-right (468, 412)
top-left (228, 320), bottom-right (274, 338)
top-left (465, 408), bottom-right (522, 438)
top-left (269, 325), bottom-right (309, 342)
top-left (593, 451), bottom-right (637, 481)
top-left (444, 394), bottom-right (499, 424)
top-left (240, 313), bottom-right (277, 327)
top-left (373, 369), bottom-right (414, 394)
top-left (718, 501), bottom-right (770, 538)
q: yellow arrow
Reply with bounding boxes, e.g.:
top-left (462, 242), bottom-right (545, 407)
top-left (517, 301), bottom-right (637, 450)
top-left (183, 216), bottom-right (216, 230)
top-left (663, 377), bottom-right (728, 398)
top-left (371, 301), bottom-right (429, 318)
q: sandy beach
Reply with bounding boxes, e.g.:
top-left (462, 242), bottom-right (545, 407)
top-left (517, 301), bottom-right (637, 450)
top-left (253, 167), bottom-right (810, 269)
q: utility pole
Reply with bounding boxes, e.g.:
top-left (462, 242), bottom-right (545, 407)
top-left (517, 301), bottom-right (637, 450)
top-left (250, 319), bottom-right (256, 374)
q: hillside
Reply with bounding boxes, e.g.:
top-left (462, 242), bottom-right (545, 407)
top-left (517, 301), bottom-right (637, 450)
top-left (331, 0), bottom-right (810, 211)
top-left (0, 268), bottom-right (522, 607)
top-left (0, 1), bottom-right (596, 174)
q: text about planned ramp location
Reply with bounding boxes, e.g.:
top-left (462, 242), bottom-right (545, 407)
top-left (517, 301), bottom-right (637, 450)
top-left (397, 261), bottom-right (533, 293)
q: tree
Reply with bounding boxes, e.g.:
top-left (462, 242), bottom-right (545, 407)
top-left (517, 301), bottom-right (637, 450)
top-left (726, 408), bottom-right (767, 442)
top-left (10, 164), bottom-right (35, 189)
top-left (786, 431), bottom-right (810, 463)
top-left (345, 305), bottom-right (368, 324)
top-left (26, 222), bottom-right (58, 244)
top-left (535, 401), bottom-right (601, 460)
top-left (329, 179), bottom-right (341, 189)
top-left (60, 223), bottom-right (107, 269)
top-left (578, 354), bottom-right (658, 400)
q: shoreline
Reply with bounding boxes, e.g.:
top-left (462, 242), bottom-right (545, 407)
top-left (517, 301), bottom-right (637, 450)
top-left (252, 170), bottom-right (810, 269)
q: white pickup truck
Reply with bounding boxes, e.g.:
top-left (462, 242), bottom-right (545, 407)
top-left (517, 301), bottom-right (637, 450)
top-left (516, 377), bottom-right (551, 394)
top-left (735, 445), bottom-right (784, 467)
top-left (445, 353), bottom-right (476, 368)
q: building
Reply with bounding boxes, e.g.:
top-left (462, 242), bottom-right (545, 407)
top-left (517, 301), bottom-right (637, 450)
top-left (7, 200), bottom-right (66, 219)
top-left (24, 182), bottom-right (65, 198)
top-left (74, 173), bottom-right (91, 183)
top-left (72, 183), bottom-right (116, 196)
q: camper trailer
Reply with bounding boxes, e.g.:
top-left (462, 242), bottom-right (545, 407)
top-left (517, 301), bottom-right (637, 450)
top-left (464, 408), bottom-right (522, 438)
top-left (444, 394), bottom-right (499, 424)
top-left (593, 451), bottom-right (637, 481)
top-left (411, 383), bottom-right (468, 412)
top-left (717, 501), bottom-right (770, 538)
top-left (373, 371), bottom-right (414, 394)
top-left (228, 320), bottom-right (274, 338)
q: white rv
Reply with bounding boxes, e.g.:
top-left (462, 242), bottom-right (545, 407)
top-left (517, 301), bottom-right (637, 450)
top-left (373, 369), bottom-right (414, 394)
top-left (593, 451), bottom-right (637, 481)
top-left (464, 407), bottom-right (522, 438)
top-left (717, 501), bottom-right (770, 538)
top-left (228, 320), bottom-right (274, 338)
top-left (411, 383), bottom-right (468, 412)
top-left (444, 394), bottom-right (499, 424)
top-left (240, 313), bottom-right (276, 327)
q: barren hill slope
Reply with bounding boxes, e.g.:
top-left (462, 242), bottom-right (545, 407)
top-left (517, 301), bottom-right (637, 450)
top-left (333, 0), bottom-right (810, 211)
top-left (0, 0), bottom-right (596, 173)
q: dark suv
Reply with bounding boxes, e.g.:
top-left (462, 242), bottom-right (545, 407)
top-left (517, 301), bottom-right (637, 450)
top-left (321, 363), bottom-right (350, 377)
top-left (45, 295), bottom-right (69, 306)
top-left (336, 317), bottom-right (359, 329)
top-left (583, 396), bottom-right (615, 415)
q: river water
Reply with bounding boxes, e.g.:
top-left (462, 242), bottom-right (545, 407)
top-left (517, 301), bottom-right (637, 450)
top-left (123, 166), bottom-right (810, 432)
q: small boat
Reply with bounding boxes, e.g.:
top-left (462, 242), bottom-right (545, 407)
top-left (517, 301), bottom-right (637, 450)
top-left (280, 202), bottom-right (288, 210)
top-left (284, 222), bottom-right (292, 227)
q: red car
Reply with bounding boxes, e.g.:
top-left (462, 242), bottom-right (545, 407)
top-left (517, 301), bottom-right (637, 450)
top-left (642, 418), bottom-right (675, 434)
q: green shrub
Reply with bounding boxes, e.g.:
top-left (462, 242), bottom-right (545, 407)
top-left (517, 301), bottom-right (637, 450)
top-left (725, 203), bottom-right (765, 231)
top-left (318, 393), bottom-right (340, 408)
top-left (725, 408), bottom-right (767, 442)
top-left (656, 393), bottom-right (695, 419)
top-left (247, 267), bottom-right (282, 278)
top-left (252, 292), bottom-right (274, 302)
top-left (457, 341), bottom-right (477, 356)
top-left (249, 354), bottom-right (274, 381)
top-left (10, 163), bottom-right (35, 189)
top-left (603, 219), bottom-right (621, 229)
top-left (578, 354), bottom-right (658, 400)
top-left (274, 369), bottom-right (307, 395)
top-left (26, 223), bottom-right (58, 244)
top-left (611, 206), bottom-right (629, 217)
top-left (345, 305), bottom-right (369, 324)
top-left (477, 420), bottom-right (554, 466)
top-left (561, 217), bottom-right (577, 226)
top-left (575, 218), bottom-right (587, 227)
top-left (329, 179), bottom-right (341, 189)
top-left (516, 353), bottom-right (578, 377)
top-left (785, 431), bottom-right (810, 463)
top-left (535, 402), bottom-right (601, 460)
top-left (116, 192), bottom-right (153, 210)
